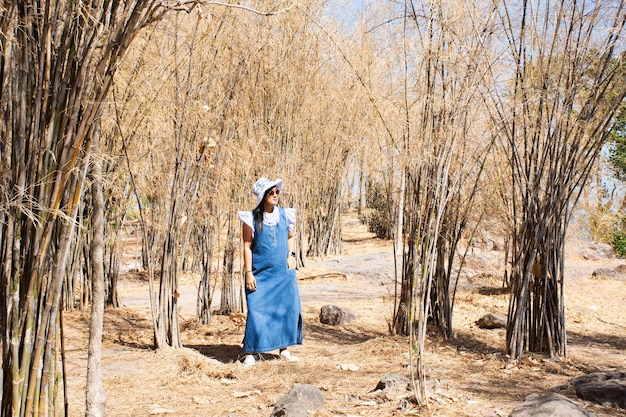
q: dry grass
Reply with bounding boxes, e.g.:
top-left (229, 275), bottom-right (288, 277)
top-left (61, 216), bottom-right (626, 417)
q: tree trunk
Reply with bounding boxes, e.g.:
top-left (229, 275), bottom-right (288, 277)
top-left (85, 127), bottom-right (107, 417)
top-left (391, 230), bottom-right (416, 336)
top-left (358, 150), bottom-right (368, 215)
top-left (105, 247), bottom-right (121, 308)
top-left (220, 219), bottom-right (240, 315)
top-left (197, 225), bottom-right (214, 324)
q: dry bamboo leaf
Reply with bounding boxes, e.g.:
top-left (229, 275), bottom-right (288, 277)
top-left (193, 397), bottom-right (218, 404)
top-left (521, 357), bottom-right (538, 366)
top-left (233, 389), bottom-right (261, 398)
top-left (220, 377), bottom-right (237, 385)
top-left (149, 406), bottom-right (176, 414)
top-left (338, 363), bottom-right (359, 371)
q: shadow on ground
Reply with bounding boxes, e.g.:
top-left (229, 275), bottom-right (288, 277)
top-left (305, 322), bottom-right (386, 345)
top-left (477, 286), bottom-right (510, 295)
top-left (103, 308), bottom-right (155, 350)
top-left (568, 331), bottom-right (626, 351)
top-left (445, 330), bottom-right (505, 355)
top-left (186, 344), bottom-right (244, 363)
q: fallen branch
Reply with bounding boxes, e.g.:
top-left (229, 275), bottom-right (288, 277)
top-left (299, 272), bottom-right (348, 281)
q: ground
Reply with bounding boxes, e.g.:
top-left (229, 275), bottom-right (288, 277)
top-left (62, 215), bottom-right (626, 417)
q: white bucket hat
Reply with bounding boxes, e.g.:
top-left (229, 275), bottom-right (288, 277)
top-left (252, 178), bottom-right (283, 207)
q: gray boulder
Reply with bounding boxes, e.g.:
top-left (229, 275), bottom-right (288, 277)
top-left (581, 243), bottom-right (614, 260)
top-left (319, 305), bottom-right (358, 326)
top-left (509, 393), bottom-right (595, 416)
top-left (572, 371), bottom-right (626, 409)
top-left (591, 268), bottom-right (624, 279)
top-left (476, 313), bottom-right (507, 329)
top-left (371, 373), bottom-right (411, 394)
top-left (270, 384), bottom-right (325, 417)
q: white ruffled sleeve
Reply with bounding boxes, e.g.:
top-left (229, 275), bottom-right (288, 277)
top-left (238, 211), bottom-right (253, 231)
top-left (285, 208), bottom-right (296, 232)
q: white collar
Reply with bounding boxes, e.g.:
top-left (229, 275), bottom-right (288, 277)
top-left (262, 209), bottom-right (279, 226)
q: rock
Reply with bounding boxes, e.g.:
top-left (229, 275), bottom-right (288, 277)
top-left (464, 252), bottom-right (493, 268)
top-left (577, 379), bottom-right (626, 409)
top-left (371, 373), bottom-right (411, 394)
top-left (571, 370), bottom-right (626, 385)
top-left (615, 264), bottom-right (626, 274)
top-left (319, 305), bottom-right (358, 326)
top-left (476, 313), bottom-right (507, 329)
top-left (492, 240), bottom-right (505, 251)
top-left (270, 384), bottom-right (325, 417)
top-left (509, 393), bottom-right (595, 416)
top-left (590, 243), bottom-right (613, 257)
top-left (581, 251), bottom-right (601, 261)
top-left (590, 268), bottom-right (624, 280)
top-left (581, 243), bottom-right (614, 260)
top-left (571, 371), bottom-right (626, 409)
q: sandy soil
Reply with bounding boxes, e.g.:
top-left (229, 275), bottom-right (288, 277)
top-left (62, 215), bottom-right (626, 417)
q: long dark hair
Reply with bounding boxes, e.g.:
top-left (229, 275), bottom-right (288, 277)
top-left (252, 187), bottom-right (277, 234)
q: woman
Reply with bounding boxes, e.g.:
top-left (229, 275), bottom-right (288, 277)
top-left (238, 178), bottom-right (302, 366)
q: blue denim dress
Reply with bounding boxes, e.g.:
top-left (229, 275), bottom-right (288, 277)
top-left (243, 208), bottom-right (303, 353)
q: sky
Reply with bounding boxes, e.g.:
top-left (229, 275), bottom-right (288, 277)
top-left (323, 0), bottom-right (370, 32)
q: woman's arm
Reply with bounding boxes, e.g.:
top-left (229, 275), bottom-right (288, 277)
top-left (287, 230), bottom-right (296, 269)
top-left (242, 223), bottom-right (256, 291)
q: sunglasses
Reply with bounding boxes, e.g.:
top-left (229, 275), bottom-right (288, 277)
top-left (267, 189), bottom-right (280, 196)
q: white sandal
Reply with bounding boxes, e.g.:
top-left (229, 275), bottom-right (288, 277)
top-left (280, 350), bottom-right (299, 362)
top-left (242, 354), bottom-right (258, 367)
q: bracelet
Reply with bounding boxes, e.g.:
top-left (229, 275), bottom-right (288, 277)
top-left (246, 270), bottom-right (252, 273)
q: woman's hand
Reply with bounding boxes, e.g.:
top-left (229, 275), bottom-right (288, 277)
top-left (245, 272), bottom-right (257, 291)
top-left (287, 254), bottom-right (296, 269)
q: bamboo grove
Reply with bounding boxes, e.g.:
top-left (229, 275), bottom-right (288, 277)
top-left (1, 0), bottom-right (625, 415)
